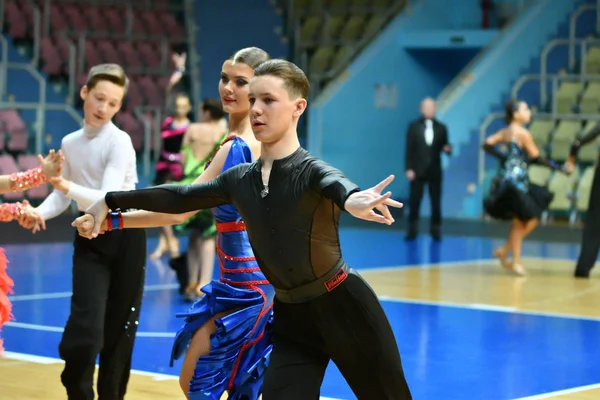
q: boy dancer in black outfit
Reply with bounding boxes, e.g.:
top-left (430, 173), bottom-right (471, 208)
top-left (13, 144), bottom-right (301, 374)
top-left (74, 59), bottom-right (412, 399)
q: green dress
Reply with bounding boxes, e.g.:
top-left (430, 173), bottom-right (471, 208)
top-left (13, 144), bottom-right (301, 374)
top-left (174, 133), bottom-right (227, 237)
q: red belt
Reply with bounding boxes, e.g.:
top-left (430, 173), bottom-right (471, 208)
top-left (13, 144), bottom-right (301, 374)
top-left (216, 221), bottom-right (246, 233)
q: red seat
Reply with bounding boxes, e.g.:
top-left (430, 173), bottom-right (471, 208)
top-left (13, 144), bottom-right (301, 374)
top-left (81, 6), bottom-right (106, 33)
top-left (7, 132), bottom-right (28, 152)
top-left (0, 109), bottom-right (27, 135)
top-left (63, 4), bottom-right (87, 32)
top-left (100, 7), bottom-right (126, 34)
top-left (49, 4), bottom-right (70, 32)
top-left (6, 1), bottom-right (28, 39)
top-left (40, 37), bottom-right (62, 76)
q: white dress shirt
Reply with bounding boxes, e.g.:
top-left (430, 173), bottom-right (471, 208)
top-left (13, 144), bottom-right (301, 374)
top-left (36, 121), bottom-right (137, 220)
top-left (424, 119), bottom-right (434, 146)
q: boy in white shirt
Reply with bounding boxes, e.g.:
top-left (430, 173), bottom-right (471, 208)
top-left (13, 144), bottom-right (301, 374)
top-left (27, 63), bottom-right (146, 400)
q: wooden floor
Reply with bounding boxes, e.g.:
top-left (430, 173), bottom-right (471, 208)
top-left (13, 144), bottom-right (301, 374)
top-left (2, 351), bottom-right (599, 400)
top-left (0, 356), bottom-right (181, 400)
top-left (362, 257), bottom-right (600, 318)
top-left (2, 234), bottom-right (600, 400)
top-left (552, 388), bottom-right (600, 400)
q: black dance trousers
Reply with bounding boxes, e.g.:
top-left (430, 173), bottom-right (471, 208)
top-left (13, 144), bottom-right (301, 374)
top-left (575, 166), bottom-right (600, 277)
top-left (408, 174), bottom-right (442, 233)
top-left (59, 229), bottom-right (147, 400)
top-left (262, 272), bottom-right (412, 400)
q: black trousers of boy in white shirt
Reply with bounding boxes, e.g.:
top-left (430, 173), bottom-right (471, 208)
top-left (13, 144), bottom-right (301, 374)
top-left (59, 223), bottom-right (146, 400)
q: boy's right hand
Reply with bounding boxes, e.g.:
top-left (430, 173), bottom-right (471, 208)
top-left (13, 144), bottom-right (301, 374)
top-left (39, 149), bottom-right (64, 178)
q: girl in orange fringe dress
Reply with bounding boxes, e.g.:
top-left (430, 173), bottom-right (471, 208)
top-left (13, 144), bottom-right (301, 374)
top-left (0, 149), bottom-right (63, 353)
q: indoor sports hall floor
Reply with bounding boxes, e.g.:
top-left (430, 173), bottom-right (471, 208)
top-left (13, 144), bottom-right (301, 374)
top-left (1, 227), bottom-right (599, 400)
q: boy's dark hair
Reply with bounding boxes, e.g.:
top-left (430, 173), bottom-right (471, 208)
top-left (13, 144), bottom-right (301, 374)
top-left (253, 59), bottom-right (309, 99)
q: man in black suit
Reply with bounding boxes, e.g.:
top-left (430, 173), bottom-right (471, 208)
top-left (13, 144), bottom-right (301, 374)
top-left (404, 97), bottom-right (451, 241)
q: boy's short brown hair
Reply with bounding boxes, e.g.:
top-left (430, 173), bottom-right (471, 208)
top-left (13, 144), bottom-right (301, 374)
top-left (86, 63), bottom-right (129, 93)
top-left (253, 59), bottom-right (309, 99)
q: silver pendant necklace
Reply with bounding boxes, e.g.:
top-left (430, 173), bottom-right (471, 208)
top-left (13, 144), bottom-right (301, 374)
top-left (261, 184), bottom-right (269, 198)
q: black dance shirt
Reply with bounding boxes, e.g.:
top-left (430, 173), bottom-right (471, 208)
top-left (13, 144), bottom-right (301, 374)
top-left (106, 147), bottom-right (361, 290)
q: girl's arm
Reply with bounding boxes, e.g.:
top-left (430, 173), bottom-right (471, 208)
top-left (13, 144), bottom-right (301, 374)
top-left (0, 150), bottom-right (62, 194)
top-left (111, 141), bottom-right (234, 231)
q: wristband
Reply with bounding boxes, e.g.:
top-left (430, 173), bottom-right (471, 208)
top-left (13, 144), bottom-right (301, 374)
top-left (109, 210), bottom-right (123, 231)
top-left (0, 201), bottom-right (30, 222)
top-left (9, 167), bottom-right (49, 192)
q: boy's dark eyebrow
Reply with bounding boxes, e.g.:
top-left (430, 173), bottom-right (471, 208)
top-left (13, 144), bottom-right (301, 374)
top-left (93, 91), bottom-right (122, 102)
top-left (248, 92), bottom-right (274, 97)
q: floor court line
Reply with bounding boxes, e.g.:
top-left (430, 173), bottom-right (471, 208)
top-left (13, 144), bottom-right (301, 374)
top-left (7, 294), bottom-right (600, 339)
top-left (5, 321), bottom-right (176, 337)
top-left (512, 382), bottom-right (600, 400)
top-left (2, 351), bottom-right (179, 379)
top-left (8, 283), bottom-right (179, 302)
top-left (3, 349), bottom-right (594, 400)
top-left (522, 283), bottom-right (600, 307)
top-left (357, 258), bottom-right (495, 273)
top-left (6, 259), bottom-right (493, 302)
top-left (12, 256), bottom-right (575, 303)
top-left (377, 296), bottom-right (600, 322)
top-left (0, 351), bottom-right (345, 400)
top-left (6, 255), bottom-right (563, 303)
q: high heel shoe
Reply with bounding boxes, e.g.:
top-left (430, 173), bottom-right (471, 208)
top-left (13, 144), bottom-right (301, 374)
top-left (510, 263), bottom-right (527, 276)
top-left (493, 248), bottom-right (510, 270)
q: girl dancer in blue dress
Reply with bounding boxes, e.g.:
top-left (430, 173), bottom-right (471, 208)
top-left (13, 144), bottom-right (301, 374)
top-left (73, 47), bottom-right (272, 399)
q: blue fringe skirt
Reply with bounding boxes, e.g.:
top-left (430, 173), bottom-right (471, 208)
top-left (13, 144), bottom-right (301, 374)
top-left (170, 280), bottom-right (274, 399)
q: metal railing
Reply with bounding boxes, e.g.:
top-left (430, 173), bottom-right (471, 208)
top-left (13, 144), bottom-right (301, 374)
top-left (31, 3), bottom-right (41, 67)
top-left (0, 34), bottom-right (8, 101)
top-left (512, 73), bottom-right (600, 117)
top-left (133, 107), bottom-right (152, 177)
top-left (72, 31), bottom-right (176, 77)
top-left (568, 3), bottom-right (600, 70)
top-left (0, 32), bottom-right (80, 155)
top-left (3, 62), bottom-right (47, 155)
top-left (0, 0), bottom-right (5, 36)
top-left (291, 0), bottom-right (409, 98)
top-left (41, 0), bottom-right (186, 38)
top-left (65, 36), bottom-right (77, 105)
top-left (0, 62), bottom-right (83, 154)
top-left (436, 0), bottom-right (533, 110)
top-left (0, 0), bottom-right (189, 178)
top-left (184, 0), bottom-right (201, 121)
top-left (134, 104), bottom-right (162, 163)
top-left (42, 0), bottom-right (179, 8)
top-left (0, 101), bottom-right (82, 150)
top-left (540, 38), bottom-right (600, 107)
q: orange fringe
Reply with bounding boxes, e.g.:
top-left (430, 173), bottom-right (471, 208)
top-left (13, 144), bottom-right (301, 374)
top-left (0, 247), bottom-right (14, 355)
